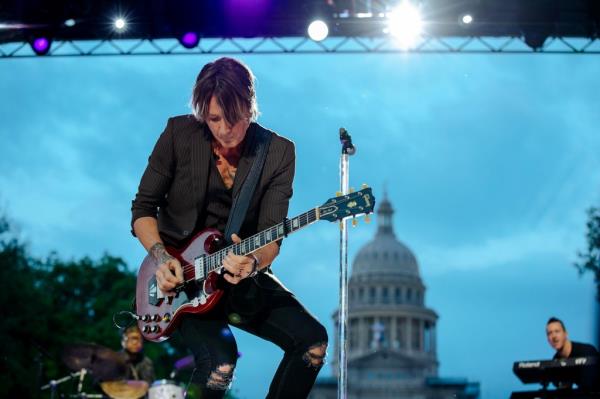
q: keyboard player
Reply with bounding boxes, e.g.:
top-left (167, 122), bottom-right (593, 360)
top-left (546, 317), bottom-right (598, 389)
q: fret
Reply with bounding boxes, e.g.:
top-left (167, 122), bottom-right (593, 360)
top-left (203, 208), bottom-right (320, 274)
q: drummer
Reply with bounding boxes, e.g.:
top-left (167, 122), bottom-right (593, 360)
top-left (121, 325), bottom-right (155, 384)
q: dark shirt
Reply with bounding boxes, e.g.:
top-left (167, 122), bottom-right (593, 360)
top-left (131, 117), bottom-right (295, 249)
top-left (195, 154), bottom-right (234, 235)
top-left (553, 341), bottom-right (599, 359)
top-left (553, 341), bottom-right (599, 390)
top-left (123, 351), bottom-right (155, 384)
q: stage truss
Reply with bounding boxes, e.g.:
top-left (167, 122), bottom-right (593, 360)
top-left (2, 35), bottom-right (600, 58)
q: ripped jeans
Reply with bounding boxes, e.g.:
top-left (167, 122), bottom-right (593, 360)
top-left (178, 275), bottom-right (328, 399)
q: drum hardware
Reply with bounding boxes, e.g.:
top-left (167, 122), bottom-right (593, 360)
top-left (62, 343), bottom-right (128, 381)
top-left (41, 369), bottom-right (97, 399)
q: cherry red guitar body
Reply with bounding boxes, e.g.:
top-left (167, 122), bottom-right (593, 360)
top-left (135, 228), bottom-right (226, 342)
top-left (134, 187), bottom-right (375, 342)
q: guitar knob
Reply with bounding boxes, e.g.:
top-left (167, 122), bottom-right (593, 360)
top-left (150, 325), bottom-right (161, 333)
top-left (143, 314), bottom-right (151, 322)
top-left (143, 326), bottom-right (151, 333)
top-left (163, 313), bottom-right (171, 322)
top-left (361, 183), bottom-right (369, 189)
top-left (152, 314), bottom-right (161, 322)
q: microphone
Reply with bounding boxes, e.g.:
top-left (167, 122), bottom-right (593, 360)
top-left (339, 128), bottom-right (356, 155)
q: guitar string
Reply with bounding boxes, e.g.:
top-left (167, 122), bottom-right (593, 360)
top-left (173, 209), bottom-right (319, 281)
top-left (155, 194), bottom-right (364, 283)
top-left (178, 212), bottom-right (311, 274)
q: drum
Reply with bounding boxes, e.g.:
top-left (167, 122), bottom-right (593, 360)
top-left (148, 379), bottom-right (185, 399)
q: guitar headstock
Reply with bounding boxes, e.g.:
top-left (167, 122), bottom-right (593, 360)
top-left (318, 187), bottom-right (375, 222)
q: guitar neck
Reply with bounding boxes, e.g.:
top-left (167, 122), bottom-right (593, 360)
top-left (204, 207), bottom-right (320, 273)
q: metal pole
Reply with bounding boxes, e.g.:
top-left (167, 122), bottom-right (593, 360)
top-left (338, 128), bottom-right (355, 399)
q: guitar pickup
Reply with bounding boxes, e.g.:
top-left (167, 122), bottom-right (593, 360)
top-left (148, 276), bottom-right (165, 306)
top-left (194, 255), bottom-right (206, 281)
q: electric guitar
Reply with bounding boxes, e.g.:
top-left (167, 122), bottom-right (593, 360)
top-left (136, 187), bottom-right (375, 342)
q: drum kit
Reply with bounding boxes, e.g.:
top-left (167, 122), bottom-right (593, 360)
top-left (40, 343), bottom-right (187, 399)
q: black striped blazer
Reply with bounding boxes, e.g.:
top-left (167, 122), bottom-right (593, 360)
top-left (131, 114), bottom-right (295, 248)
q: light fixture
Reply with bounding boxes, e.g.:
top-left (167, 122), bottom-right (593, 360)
top-left (31, 36), bottom-right (51, 55)
top-left (114, 17), bottom-right (126, 31)
top-left (307, 20), bottom-right (329, 42)
top-left (179, 32), bottom-right (200, 49)
top-left (461, 14), bottom-right (473, 25)
top-left (386, 2), bottom-right (423, 48)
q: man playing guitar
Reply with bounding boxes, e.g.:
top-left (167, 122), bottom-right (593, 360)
top-left (131, 57), bottom-right (328, 399)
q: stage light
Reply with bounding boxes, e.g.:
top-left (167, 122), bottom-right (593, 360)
top-left (523, 31), bottom-right (548, 51)
top-left (31, 37), bottom-right (51, 55)
top-left (179, 32), bottom-right (199, 49)
top-left (64, 19), bottom-right (76, 27)
top-left (461, 14), bottom-right (473, 25)
top-left (114, 17), bottom-right (126, 31)
top-left (386, 2), bottom-right (423, 48)
top-left (307, 20), bottom-right (329, 42)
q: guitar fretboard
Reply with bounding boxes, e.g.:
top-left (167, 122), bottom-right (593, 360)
top-left (203, 208), bottom-right (319, 273)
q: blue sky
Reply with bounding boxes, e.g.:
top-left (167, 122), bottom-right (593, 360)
top-left (1, 50), bottom-right (599, 398)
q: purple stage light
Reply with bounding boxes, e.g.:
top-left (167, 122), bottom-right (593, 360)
top-left (180, 32), bottom-right (199, 49)
top-left (173, 354), bottom-right (195, 370)
top-left (32, 37), bottom-right (50, 55)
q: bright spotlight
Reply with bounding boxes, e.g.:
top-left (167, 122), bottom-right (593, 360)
top-left (31, 37), bottom-right (51, 55)
top-left (461, 14), bottom-right (473, 25)
top-left (64, 18), bottom-right (76, 27)
top-left (114, 17), bottom-right (126, 31)
top-left (387, 2), bottom-right (423, 48)
top-left (307, 20), bottom-right (329, 42)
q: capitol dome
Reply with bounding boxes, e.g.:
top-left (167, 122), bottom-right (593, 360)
top-left (352, 196), bottom-right (420, 278)
top-left (330, 192), bottom-right (438, 389)
top-left (314, 194), bottom-right (480, 399)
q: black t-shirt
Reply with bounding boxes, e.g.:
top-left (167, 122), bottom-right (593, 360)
top-left (553, 341), bottom-right (599, 359)
top-left (553, 341), bottom-right (599, 390)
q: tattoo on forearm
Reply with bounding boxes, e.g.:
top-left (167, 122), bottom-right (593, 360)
top-left (149, 243), bottom-right (174, 264)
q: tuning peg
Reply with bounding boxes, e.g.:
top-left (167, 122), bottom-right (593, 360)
top-left (336, 191), bottom-right (342, 197)
top-left (349, 187), bottom-right (355, 193)
top-left (364, 214), bottom-right (371, 223)
top-left (361, 183), bottom-right (369, 189)
top-left (352, 218), bottom-right (358, 227)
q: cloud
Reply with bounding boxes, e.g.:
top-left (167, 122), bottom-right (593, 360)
top-left (417, 226), bottom-right (580, 274)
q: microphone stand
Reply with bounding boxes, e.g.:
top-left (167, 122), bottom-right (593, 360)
top-left (338, 128), bottom-right (355, 399)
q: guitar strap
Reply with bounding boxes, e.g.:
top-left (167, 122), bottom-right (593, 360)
top-left (223, 125), bottom-right (272, 245)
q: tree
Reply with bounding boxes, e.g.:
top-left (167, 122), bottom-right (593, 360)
top-left (0, 214), bottom-right (197, 398)
top-left (0, 212), bottom-right (240, 399)
top-left (575, 206), bottom-right (600, 301)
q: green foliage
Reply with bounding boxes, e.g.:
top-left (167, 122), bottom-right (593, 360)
top-left (0, 214), bottom-right (201, 398)
top-left (575, 207), bottom-right (600, 299)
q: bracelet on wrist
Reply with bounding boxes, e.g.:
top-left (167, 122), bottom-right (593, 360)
top-left (249, 254), bottom-right (260, 277)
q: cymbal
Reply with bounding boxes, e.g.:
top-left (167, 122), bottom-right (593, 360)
top-left (62, 343), bottom-right (128, 381)
top-left (100, 380), bottom-right (149, 399)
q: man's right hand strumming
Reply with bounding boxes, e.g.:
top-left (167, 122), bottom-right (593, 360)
top-left (150, 243), bottom-right (184, 292)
